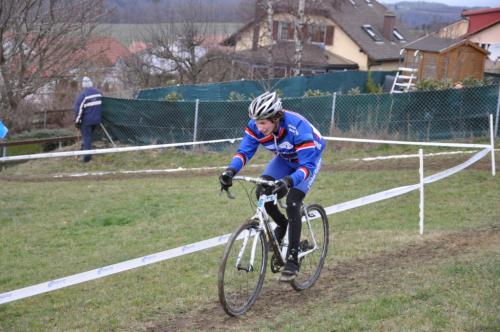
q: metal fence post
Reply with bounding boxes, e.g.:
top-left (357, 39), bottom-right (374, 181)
top-left (329, 92), bottom-right (337, 135)
top-left (490, 114), bottom-right (496, 177)
top-left (494, 85), bottom-right (500, 137)
top-left (419, 148), bottom-right (425, 235)
top-left (1, 146), bottom-right (6, 171)
top-left (193, 99), bottom-right (199, 146)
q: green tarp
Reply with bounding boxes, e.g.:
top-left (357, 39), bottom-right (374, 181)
top-left (102, 84), bottom-right (499, 146)
top-left (136, 71), bottom-right (393, 101)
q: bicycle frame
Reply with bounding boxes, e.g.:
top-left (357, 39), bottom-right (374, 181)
top-left (231, 176), bottom-right (319, 270)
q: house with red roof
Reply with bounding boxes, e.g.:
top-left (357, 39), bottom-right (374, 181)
top-left (75, 36), bottom-right (133, 92)
top-left (436, 6), bottom-right (500, 73)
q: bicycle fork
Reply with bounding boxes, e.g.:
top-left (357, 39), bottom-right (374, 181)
top-left (235, 226), bottom-right (260, 272)
top-left (297, 207), bottom-right (319, 260)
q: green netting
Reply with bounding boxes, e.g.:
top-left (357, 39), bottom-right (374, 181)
top-left (335, 84), bottom-right (498, 141)
top-left (196, 100), bottom-right (249, 141)
top-left (102, 84), bottom-right (499, 146)
top-left (136, 71), bottom-right (393, 101)
top-left (101, 98), bottom-right (197, 145)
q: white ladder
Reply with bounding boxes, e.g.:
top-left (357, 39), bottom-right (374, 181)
top-left (391, 50), bottom-right (420, 93)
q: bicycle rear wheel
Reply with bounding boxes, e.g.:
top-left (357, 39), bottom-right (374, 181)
top-left (291, 204), bottom-right (329, 291)
top-left (218, 219), bottom-right (268, 316)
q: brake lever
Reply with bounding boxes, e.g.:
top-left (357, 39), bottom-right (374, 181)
top-left (221, 186), bottom-right (236, 199)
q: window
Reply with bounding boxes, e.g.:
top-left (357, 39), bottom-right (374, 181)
top-left (362, 25), bottom-right (382, 42)
top-left (393, 28), bottom-right (405, 41)
top-left (278, 21), bottom-right (293, 41)
top-left (308, 24), bottom-right (326, 44)
top-left (365, 0), bottom-right (373, 6)
top-left (274, 67), bottom-right (288, 78)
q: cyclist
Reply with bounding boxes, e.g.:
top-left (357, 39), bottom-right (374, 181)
top-left (219, 91), bottom-right (325, 281)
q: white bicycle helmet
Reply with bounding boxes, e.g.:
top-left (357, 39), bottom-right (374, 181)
top-left (248, 91), bottom-right (282, 120)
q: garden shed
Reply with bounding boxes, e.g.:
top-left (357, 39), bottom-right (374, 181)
top-left (402, 36), bottom-right (489, 82)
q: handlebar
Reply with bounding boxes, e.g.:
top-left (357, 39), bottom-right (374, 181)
top-left (222, 176), bottom-right (276, 200)
top-left (233, 176), bottom-right (275, 186)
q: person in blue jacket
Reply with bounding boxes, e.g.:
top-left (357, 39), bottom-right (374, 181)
top-left (0, 120), bottom-right (8, 140)
top-left (219, 91), bottom-right (325, 281)
top-left (74, 76), bottom-right (103, 162)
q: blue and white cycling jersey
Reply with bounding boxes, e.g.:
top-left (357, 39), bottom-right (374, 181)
top-left (228, 110), bottom-right (325, 187)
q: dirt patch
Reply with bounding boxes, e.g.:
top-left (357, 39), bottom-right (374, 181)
top-left (147, 226), bottom-right (499, 331)
top-left (0, 153), bottom-right (492, 183)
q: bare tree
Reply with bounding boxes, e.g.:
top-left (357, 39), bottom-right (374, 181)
top-left (245, 0), bottom-right (341, 79)
top-left (266, 0), bottom-right (274, 80)
top-left (125, 0), bottom-right (234, 86)
top-left (0, 0), bottom-right (107, 127)
top-left (293, 0), bottom-right (306, 76)
top-left (288, 0), bottom-right (339, 76)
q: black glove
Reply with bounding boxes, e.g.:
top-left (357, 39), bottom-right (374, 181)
top-left (75, 122), bottom-right (81, 130)
top-left (272, 175), bottom-right (293, 195)
top-left (219, 168), bottom-right (236, 191)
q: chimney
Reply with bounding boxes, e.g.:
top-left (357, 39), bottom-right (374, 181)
top-left (383, 11), bottom-right (396, 41)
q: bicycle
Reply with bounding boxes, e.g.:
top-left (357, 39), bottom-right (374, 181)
top-left (218, 175), bottom-right (329, 316)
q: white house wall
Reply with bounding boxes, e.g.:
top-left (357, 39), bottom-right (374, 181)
top-left (319, 15), bottom-right (369, 70)
top-left (469, 22), bottom-right (500, 44)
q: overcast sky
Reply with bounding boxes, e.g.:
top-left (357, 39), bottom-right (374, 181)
top-left (381, 0), bottom-right (499, 7)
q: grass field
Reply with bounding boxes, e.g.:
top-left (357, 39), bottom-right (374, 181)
top-left (0, 144), bottom-right (498, 331)
top-left (95, 23), bottom-right (244, 46)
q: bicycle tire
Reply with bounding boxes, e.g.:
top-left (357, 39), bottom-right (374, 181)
top-left (218, 219), bottom-right (269, 316)
top-left (291, 204), bottom-right (329, 291)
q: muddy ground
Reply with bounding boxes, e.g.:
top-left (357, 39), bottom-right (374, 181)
top-left (148, 226), bottom-right (499, 331)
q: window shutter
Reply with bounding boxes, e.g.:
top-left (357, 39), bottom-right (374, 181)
top-left (287, 22), bottom-right (294, 40)
top-left (302, 24), bottom-right (309, 41)
top-left (273, 21), bottom-right (279, 40)
top-left (325, 26), bottom-right (334, 45)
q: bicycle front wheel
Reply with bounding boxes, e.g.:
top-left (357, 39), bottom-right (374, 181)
top-left (218, 219), bottom-right (268, 316)
top-left (292, 204), bottom-right (329, 291)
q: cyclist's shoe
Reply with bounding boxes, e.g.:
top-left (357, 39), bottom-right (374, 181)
top-left (279, 249), bottom-right (299, 282)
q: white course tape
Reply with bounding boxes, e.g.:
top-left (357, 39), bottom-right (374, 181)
top-left (52, 164), bottom-right (266, 179)
top-left (0, 137), bottom-right (241, 163)
top-left (348, 150), bottom-right (478, 162)
top-left (52, 150), bottom-right (479, 179)
top-left (324, 136), bottom-right (490, 149)
top-left (0, 147), bottom-right (491, 305)
top-left (325, 183), bottom-right (420, 215)
top-left (423, 148), bottom-right (490, 184)
top-left (0, 233), bottom-right (232, 305)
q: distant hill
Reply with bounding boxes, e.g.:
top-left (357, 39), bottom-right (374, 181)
top-left (383, 1), bottom-right (485, 31)
top-left (104, 0), bottom-right (488, 29)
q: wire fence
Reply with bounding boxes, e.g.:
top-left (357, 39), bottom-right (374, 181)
top-left (101, 84), bottom-right (500, 147)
